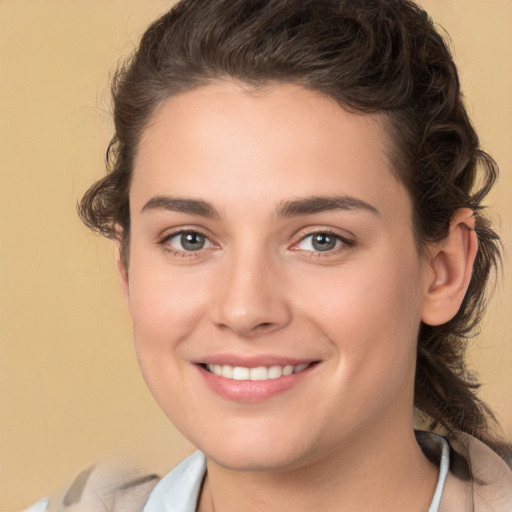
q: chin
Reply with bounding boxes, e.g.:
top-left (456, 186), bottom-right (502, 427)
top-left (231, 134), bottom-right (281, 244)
top-left (207, 444), bottom-right (305, 473)
top-left (190, 421), bottom-right (316, 473)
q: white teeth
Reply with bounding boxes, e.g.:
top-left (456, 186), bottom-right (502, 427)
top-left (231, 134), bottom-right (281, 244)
top-left (250, 366), bottom-right (268, 381)
top-left (205, 363), bottom-right (311, 380)
top-left (221, 365), bottom-right (233, 378)
top-left (282, 365), bottom-right (294, 376)
top-left (268, 365), bottom-right (283, 379)
top-left (293, 363), bottom-right (309, 373)
top-left (232, 366), bottom-right (250, 380)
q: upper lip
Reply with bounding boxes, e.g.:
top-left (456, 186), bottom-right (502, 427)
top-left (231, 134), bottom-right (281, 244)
top-left (195, 354), bottom-right (320, 368)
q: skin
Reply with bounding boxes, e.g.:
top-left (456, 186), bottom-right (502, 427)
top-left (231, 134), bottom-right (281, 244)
top-left (119, 82), bottom-right (477, 512)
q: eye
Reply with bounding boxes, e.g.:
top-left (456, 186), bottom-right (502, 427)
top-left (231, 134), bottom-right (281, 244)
top-left (164, 231), bottom-right (213, 252)
top-left (295, 232), bottom-right (349, 252)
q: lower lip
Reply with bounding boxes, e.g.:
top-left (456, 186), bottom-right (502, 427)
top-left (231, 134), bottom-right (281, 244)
top-left (196, 364), bottom-right (316, 403)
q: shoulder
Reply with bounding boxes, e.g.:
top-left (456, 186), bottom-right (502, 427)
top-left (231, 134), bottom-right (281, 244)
top-left (25, 463), bottom-right (160, 512)
top-left (24, 452), bottom-right (206, 512)
top-left (441, 432), bottom-right (512, 512)
top-left (456, 432), bottom-right (512, 511)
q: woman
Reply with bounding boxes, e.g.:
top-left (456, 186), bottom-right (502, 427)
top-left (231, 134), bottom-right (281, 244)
top-left (28, 0), bottom-right (512, 510)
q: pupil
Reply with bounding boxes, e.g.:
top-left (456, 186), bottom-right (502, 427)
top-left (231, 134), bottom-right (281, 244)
top-left (182, 232), bottom-right (205, 251)
top-left (312, 234), bottom-right (336, 251)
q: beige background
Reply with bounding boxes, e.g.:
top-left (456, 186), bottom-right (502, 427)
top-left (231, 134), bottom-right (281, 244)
top-left (0, 1), bottom-right (511, 510)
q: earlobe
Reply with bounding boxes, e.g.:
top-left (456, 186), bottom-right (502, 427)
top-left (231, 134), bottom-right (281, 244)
top-left (421, 209), bottom-right (478, 326)
top-left (115, 241), bottom-right (130, 306)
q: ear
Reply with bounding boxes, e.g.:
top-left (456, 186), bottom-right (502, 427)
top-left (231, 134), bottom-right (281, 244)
top-left (421, 208), bottom-right (478, 326)
top-left (115, 240), bottom-right (130, 306)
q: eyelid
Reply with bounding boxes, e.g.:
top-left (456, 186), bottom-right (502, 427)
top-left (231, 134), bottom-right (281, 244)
top-left (290, 228), bottom-right (355, 253)
top-left (158, 227), bottom-right (218, 256)
top-left (156, 225), bottom-right (355, 258)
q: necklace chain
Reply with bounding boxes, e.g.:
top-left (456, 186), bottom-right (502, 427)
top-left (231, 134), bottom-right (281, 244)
top-left (209, 474), bottom-right (216, 512)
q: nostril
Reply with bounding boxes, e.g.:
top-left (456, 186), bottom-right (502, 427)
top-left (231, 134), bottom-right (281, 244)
top-left (256, 322), bottom-right (274, 329)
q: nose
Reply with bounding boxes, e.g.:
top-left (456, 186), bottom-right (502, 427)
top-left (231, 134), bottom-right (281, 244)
top-left (210, 250), bottom-right (292, 338)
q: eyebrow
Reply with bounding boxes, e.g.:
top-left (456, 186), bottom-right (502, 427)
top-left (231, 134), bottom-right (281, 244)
top-left (140, 194), bottom-right (380, 219)
top-left (277, 195), bottom-right (380, 218)
top-left (141, 196), bottom-right (221, 218)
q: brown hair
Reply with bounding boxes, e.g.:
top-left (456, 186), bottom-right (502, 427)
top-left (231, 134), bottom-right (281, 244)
top-left (79, 0), bottom-right (509, 460)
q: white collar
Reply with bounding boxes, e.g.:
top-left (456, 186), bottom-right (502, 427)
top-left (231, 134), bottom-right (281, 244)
top-left (428, 435), bottom-right (450, 512)
top-left (143, 451), bottom-right (206, 512)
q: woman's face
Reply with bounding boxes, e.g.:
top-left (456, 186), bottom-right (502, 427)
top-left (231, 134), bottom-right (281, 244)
top-left (123, 82), bottom-right (431, 471)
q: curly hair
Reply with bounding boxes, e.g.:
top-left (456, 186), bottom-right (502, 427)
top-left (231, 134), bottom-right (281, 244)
top-left (78, 0), bottom-right (509, 460)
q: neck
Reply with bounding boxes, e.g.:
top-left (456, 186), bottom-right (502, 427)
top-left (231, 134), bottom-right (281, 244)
top-left (198, 422), bottom-right (438, 512)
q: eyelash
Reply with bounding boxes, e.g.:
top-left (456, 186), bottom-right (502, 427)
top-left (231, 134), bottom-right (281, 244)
top-left (292, 229), bottom-right (354, 257)
top-left (158, 229), bottom-right (215, 258)
top-left (158, 228), bottom-right (354, 258)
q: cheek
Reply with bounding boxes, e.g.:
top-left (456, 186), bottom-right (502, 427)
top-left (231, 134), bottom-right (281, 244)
top-left (299, 250), bottom-right (424, 383)
top-left (125, 259), bottom-right (211, 422)
top-left (126, 255), bottom-right (210, 352)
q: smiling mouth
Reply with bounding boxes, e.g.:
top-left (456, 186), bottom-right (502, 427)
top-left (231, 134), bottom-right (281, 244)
top-left (202, 363), bottom-right (315, 381)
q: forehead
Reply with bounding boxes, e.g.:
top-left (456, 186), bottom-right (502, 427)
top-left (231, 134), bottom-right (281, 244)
top-left (132, 82), bottom-right (409, 221)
